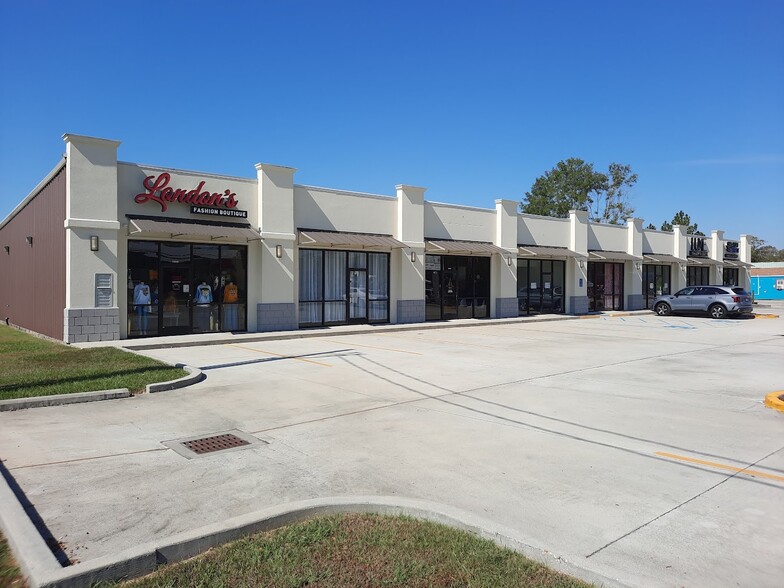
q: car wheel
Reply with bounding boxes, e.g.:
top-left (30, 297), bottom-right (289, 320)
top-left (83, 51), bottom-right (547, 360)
top-left (709, 304), bottom-right (727, 319)
top-left (654, 302), bottom-right (671, 316)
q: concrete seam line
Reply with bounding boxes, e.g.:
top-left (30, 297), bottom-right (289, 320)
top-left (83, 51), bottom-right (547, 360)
top-left (0, 466), bottom-right (63, 587)
top-left (33, 496), bottom-right (627, 588)
top-left (146, 364), bottom-right (204, 393)
top-left (0, 389), bottom-right (131, 412)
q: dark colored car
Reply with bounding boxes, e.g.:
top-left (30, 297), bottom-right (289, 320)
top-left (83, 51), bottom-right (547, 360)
top-left (653, 285), bottom-right (753, 319)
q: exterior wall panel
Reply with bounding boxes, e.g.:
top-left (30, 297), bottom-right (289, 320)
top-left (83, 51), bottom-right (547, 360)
top-left (0, 166), bottom-right (66, 339)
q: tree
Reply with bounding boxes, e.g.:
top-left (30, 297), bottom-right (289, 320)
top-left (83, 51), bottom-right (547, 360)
top-left (749, 236), bottom-right (784, 262)
top-left (660, 210), bottom-right (704, 235)
top-left (520, 158), bottom-right (637, 224)
top-left (646, 223), bottom-right (657, 230)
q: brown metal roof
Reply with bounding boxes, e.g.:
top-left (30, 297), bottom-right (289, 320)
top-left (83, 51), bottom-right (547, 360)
top-left (517, 245), bottom-right (582, 258)
top-left (298, 230), bottom-right (405, 249)
top-left (426, 240), bottom-right (507, 255)
top-left (588, 250), bottom-right (642, 261)
top-left (687, 257), bottom-right (720, 266)
top-left (643, 254), bottom-right (683, 264)
top-left (750, 266), bottom-right (784, 276)
top-left (129, 218), bottom-right (261, 241)
top-left (723, 260), bottom-right (752, 268)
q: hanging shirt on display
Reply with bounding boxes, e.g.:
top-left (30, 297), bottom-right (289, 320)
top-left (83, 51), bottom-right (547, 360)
top-left (194, 283), bottom-right (213, 304)
top-left (223, 282), bottom-right (238, 303)
top-left (133, 282), bottom-right (151, 305)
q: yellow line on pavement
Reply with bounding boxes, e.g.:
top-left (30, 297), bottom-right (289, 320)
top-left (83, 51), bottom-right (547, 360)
top-left (579, 315), bottom-right (600, 319)
top-left (231, 344), bottom-right (332, 367)
top-left (325, 340), bottom-right (423, 355)
top-left (655, 451), bottom-right (784, 482)
top-left (764, 391), bottom-right (784, 412)
top-left (753, 314), bottom-right (779, 319)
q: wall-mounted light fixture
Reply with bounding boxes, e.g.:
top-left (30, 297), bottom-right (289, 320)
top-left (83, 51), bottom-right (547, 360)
top-left (507, 256), bottom-right (513, 266)
top-left (634, 261), bottom-right (641, 271)
top-left (579, 259), bottom-right (585, 269)
top-left (90, 236), bottom-right (99, 252)
top-left (25, 236), bottom-right (33, 246)
top-left (275, 244), bottom-right (283, 258)
top-left (3, 245), bottom-right (9, 254)
top-left (410, 251), bottom-right (417, 263)
top-left (679, 263), bottom-right (686, 272)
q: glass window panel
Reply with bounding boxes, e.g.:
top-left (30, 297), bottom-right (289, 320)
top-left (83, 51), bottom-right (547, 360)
top-left (426, 267), bottom-right (442, 321)
top-left (324, 251), bottom-right (347, 301)
top-left (192, 245), bottom-right (220, 333)
top-left (517, 259), bottom-right (529, 316)
top-left (324, 301), bottom-right (346, 323)
top-left (473, 257), bottom-right (490, 298)
top-left (474, 298), bottom-right (488, 318)
top-left (299, 250), bottom-right (323, 302)
top-left (552, 260), bottom-right (565, 313)
top-left (348, 251), bottom-right (367, 269)
top-left (128, 241), bottom-right (160, 337)
top-left (368, 300), bottom-right (388, 322)
top-left (368, 253), bottom-right (389, 300)
top-left (299, 302), bottom-right (322, 325)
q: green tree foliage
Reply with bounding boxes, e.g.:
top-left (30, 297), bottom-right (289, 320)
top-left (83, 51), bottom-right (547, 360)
top-left (646, 223), bottom-right (657, 230)
top-left (659, 210), bottom-right (704, 235)
top-left (520, 158), bottom-right (637, 224)
top-left (749, 236), bottom-right (784, 262)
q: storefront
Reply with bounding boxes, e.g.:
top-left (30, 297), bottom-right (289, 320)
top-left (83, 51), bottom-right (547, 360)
top-left (425, 254), bottom-right (491, 320)
top-left (127, 239), bottom-right (248, 337)
top-left (722, 267), bottom-right (739, 286)
top-left (641, 254), bottom-right (677, 309)
top-left (515, 246), bottom-right (576, 315)
top-left (587, 262), bottom-right (624, 311)
top-left (687, 263), bottom-right (711, 286)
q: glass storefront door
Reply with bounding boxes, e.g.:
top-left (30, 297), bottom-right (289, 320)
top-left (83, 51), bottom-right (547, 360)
top-left (298, 249), bottom-right (389, 327)
top-left (425, 255), bottom-right (490, 320)
top-left (518, 259), bottom-right (565, 315)
top-left (587, 262), bottom-right (624, 311)
top-left (642, 264), bottom-right (671, 309)
top-left (128, 241), bottom-right (247, 338)
top-left (687, 265), bottom-right (710, 286)
top-left (723, 268), bottom-right (739, 286)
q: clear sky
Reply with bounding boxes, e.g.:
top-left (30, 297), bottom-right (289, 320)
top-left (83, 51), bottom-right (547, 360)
top-left (1, 0), bottom-right (782, 247)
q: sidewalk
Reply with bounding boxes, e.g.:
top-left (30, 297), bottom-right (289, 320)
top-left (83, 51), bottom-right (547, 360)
top-left (77, 310), bottom-right (653, 351)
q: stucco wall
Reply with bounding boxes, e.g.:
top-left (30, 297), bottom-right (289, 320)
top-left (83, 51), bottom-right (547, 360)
top-left (424, 202), bottom-right (495, 242)
top-left (642, 230), bottom-right (674, 255)
top-left (588, 223), bottom-right (628, 252)
top-left (517, 214), bottom-right (570, 247)
top-left (294, 185), bottom-right (396, 235)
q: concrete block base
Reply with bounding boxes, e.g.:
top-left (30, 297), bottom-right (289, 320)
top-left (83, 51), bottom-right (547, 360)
top-left (396, 299), bottom-right (425, 324)
top-left (626, 294), bottom-right (645, 311)
top-left (494, 297), bottom-right (518, 319)
top-left (64, 308), bottom-right (120, 343)
top-left (569, 296), bottom-right (589, 315)
top-left (257, 303), bottom-right (297, 332)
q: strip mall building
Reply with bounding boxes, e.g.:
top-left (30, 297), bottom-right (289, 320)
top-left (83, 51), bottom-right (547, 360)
top-left (0, 134), bottom-right (753, 343)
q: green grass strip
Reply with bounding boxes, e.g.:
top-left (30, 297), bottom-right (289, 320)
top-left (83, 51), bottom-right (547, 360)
top-left (0, 325), bottom-right (185, 400)
top-left (118, 513), bottom-right (592, 588)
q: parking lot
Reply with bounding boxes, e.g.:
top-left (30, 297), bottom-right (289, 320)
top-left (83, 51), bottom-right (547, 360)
top-left (1, 314), bottom-right (783, 587)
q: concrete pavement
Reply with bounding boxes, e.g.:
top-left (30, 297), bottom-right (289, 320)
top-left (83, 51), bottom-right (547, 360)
top-left (1, 313), bottom-right (783, 586)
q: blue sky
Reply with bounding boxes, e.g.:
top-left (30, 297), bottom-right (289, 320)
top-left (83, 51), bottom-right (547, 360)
top-left (1, 0), bottom-right (782, 247)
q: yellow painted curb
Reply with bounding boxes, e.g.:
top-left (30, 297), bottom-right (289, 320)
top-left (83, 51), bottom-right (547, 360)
top-left (579, 315), bottom-right (601, 319)
top-left (764, 391), bottom-right (784, 412)
top-left (753, 313), bottom-right (780, 319)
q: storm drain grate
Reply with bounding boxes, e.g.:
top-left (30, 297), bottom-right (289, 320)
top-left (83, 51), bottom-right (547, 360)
top-left (182, 433), bottom-right (250, 455)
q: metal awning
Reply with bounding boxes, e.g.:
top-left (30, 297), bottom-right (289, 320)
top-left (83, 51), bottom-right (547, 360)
top-left (588, 251), bottom-right (642, 261)
top-left (298, 230), bottom-right (405, 249)
top-left (426, 240), bottom-right (507, 255)
top-left (128, 218), bottom-right (261, 241)
top-left (687, 257), bottom-right (720, 265)
top-left (723, 259), bottom-right (752, 268)
top-left (643, 254), bottom-right (683, 264)
top-left (517, 245), bottom-right (582, 258)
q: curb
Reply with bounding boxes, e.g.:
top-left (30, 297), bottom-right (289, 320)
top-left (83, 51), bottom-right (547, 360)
top-left (0, 389), bottom-right (131, 412)
top-left (764, 391), bottom-right (784, 412)
top-left (2, 495), bottom-right (626, 588)
top-left (145, 364), bottom-right (204, 393)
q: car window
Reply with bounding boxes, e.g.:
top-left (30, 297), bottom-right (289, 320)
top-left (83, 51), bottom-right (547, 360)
top-left (691, 287), bottom-right (708, 296)
top-left (731, 287), bottom-right (747, 295)
top-left (676, 288), bottom-right (695, 296)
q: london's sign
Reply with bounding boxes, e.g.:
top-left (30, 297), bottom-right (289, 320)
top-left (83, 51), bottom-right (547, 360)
top-left (134, 172), bottom-right (246, 216)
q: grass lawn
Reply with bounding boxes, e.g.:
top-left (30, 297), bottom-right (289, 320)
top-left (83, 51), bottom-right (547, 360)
top-left (0, 325), bottom-right (185, 400)
top-left (120, 513), bottom-right (592, 588)
top-left (0, 532), bottom-right (25, 587)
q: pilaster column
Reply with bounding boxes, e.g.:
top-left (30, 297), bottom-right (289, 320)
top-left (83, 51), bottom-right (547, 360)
top-left (493, 199), bottom-right (518, 318)
top-left (394, 185), bottom-right (426, 323)
top-left (568, 209), bottom-right (589, 314)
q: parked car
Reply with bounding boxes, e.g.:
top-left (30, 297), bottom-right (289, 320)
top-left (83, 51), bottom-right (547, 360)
top-left (652, 285), bottom-right (753, 319)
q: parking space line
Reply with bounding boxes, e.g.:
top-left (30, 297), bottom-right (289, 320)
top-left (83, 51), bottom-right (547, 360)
top-left (655, 451), bottom-right (784, 483)
top-left (230, 344), bottom-right (332, 367)
top-left (322, 339), bottom-right (423, 355)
